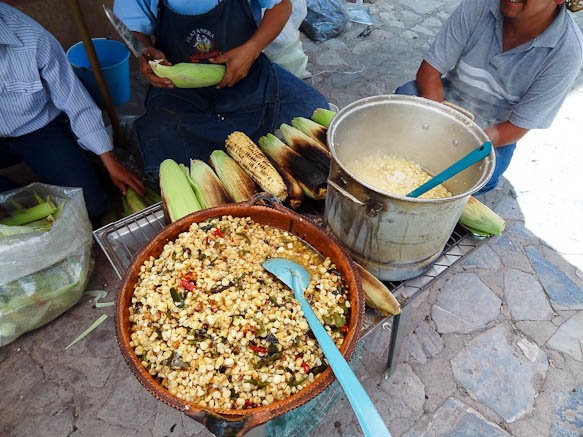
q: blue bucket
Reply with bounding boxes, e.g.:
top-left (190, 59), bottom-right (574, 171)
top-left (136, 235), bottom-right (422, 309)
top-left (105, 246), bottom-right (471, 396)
top-left (67, 38), bottom-right (130, 106)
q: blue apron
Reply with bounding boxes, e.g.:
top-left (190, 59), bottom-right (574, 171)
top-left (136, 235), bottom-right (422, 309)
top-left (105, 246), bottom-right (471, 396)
top-left (136, 0), bottom-right (280, 175)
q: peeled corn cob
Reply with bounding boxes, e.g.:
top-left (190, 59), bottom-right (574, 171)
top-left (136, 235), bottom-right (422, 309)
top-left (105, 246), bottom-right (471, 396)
top-left (312, 108), bottom-right (336, 128)
top-left (209, 150), bottom-right (258, 203)
top-left (189, 159), bottom-right (233, 208)
top-left (280, 124), bottom-right (331, 174)
top-left (291, 117), bottom-right (328, 150)
top-left (459, 196), bottom-right (505, 236)
top-left (159, 159), bottom-right (202, 222)
top-left (259, 134), bottom-right (327, 200)
top-left (225, 132), bottom-right (287, 201)
top-left (149, 60), bottom-right (225, 88)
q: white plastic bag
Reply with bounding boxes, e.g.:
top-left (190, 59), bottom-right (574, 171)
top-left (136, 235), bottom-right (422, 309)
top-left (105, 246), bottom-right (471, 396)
top-left (264, 0), bottom-right (311, 79)
top-left (0, 183), bottom-right (93, 346)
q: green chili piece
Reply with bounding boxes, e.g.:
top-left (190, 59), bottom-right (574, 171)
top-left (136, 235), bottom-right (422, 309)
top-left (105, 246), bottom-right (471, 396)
top-left (169, 287), bottom-right (185, 308)
top-left (311, 364), bottom-right (328, 376)
top-left (269, 295), bottom-right (278, 305)
top-left (230, 388), bottom-right (238, 399)
top-left (334, 312), bottom-right (346, 329)
top-left (243, 379), bottom-right (268, 387)
top-left (289, 374), bottom-right (308, 387)
top-left (236, 232), bottom-right (251, 244)
top-left (254, 352), bottom-right (282, 369)
top-left (255, 322), bottom-right (267, 337)
top-left (267, 344), bottom-right (278, 355)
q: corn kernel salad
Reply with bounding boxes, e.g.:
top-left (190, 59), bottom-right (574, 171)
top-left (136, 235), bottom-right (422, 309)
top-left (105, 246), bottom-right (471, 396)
top-left (346, 152), bottom-right (452, 199)
top-left (129, 216), bottom-right (351, 410)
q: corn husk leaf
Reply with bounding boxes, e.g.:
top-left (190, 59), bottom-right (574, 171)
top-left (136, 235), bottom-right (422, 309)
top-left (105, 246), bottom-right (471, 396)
top-left (209, 150), bottom-right (258, 203)
top-left (312, 108), bottom-right (336, 128)
top-left (159, 159), bottom-right (202, 222)
top-left (149, 60), bottom-right (225, 88)
top-left (291, 117), bottom-right (328, 150)
top-left (459, 196), bottom-right (505, 236)
top-left (357, 264), bottom-right (401, 316)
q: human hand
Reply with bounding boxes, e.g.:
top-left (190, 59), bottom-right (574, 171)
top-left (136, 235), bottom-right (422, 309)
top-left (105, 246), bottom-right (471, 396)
top-left (140, 47), bottom-right (174, 88)
top-left (100, 152), bottom-right (145, 195)
top-left (209, 42), bottom-right (260, 88)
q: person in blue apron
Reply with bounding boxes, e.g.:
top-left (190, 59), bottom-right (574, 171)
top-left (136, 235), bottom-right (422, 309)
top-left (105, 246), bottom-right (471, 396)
top-left (115, 0), bottom-right (329, 178)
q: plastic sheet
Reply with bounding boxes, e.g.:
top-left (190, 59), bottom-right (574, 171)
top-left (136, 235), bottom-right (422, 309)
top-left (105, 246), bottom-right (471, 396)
top-left (301, 0), bottom-right (348, 43)
top-left (0, 183), bottom-right (93, 346)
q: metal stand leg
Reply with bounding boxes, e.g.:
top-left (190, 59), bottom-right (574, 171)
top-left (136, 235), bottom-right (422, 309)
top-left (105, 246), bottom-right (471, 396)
top-left (246, 423), bottom-right (266, 437)
top-left (384, 304), bottom-right (411, 379)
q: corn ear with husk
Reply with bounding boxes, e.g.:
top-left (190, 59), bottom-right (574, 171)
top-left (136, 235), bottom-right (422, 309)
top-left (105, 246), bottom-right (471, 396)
top-left (0, 202), bottom-right (57, 226)
top-left (189, 159), bottom-right (233, 208)
top-left (459, 196), bottom-right (505, 235)
top-left (143, 186), bottom-right (162, 205)
top-left (291, 117), bottom-right (328, 150)
top-left (209, 150), bottom-right (258, 203)
top-left (312, 108), bottom-right (336, 128)
top-left (125, 188), bottom-right (148, 213)
top-left (159, 159), bottom-right (202, 222)
top-left (357, 264), bottom-right (401, 316)
top-left (259, 134), bottom-right (327, 200)
top-left (280, 123), bottom-right (331, 174)
top-left (267, 157), bottom-right (304, 209)
top-left (121, 196), bottom-right (133, 217)
top-left (225, 131), bottom-right (287, 201)
top-left (149, 60), bottom-right (225, 88)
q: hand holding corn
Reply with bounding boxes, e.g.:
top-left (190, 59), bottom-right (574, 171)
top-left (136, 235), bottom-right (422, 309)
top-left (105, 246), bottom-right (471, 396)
top-left (100, 151), bottom-right (144, 196)
top-left (209, 43), bottom-right (260, 88)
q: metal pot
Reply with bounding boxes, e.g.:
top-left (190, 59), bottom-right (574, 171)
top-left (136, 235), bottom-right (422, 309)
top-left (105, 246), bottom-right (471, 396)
top-left (325, 95), bottom-right (495, 281)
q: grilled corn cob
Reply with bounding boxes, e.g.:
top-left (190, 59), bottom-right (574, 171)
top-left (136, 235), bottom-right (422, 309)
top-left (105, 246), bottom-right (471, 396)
top-left (459, 196), bottom-right (505, 236)
top-left (159, 159), bottom-right (202, 222)
top-left (267, 157), bottom-right (304, 209)
top-left (209, 150), bottom-right (258, 202)
top-left (312, 108), bottom-right (336, 128)
top-left (292, 117), bottom-right (328, 150)
top-left (280, 124), bottom-right (331, 174)
top-left (225, 131), bottom-right (287, 201)
top-left (189, 159), bottom-right (233, 208)
top-left (259, 134), bottom-right (327, 200)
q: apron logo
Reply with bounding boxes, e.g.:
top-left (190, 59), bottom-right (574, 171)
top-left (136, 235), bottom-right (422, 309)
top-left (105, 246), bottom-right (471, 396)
top-left (185, 28), bottom-right (222, 62)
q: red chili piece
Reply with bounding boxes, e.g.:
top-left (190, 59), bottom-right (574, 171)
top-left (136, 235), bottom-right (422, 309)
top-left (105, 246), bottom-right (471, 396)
top-left (301, 361), bottom-right (310, 373)
top-left (205, 236), bottom-right (210, 245)
top-left (244, 399), bottom-right (252, 407)
top-left (182, 271), bottom-right (196, 281)
top-left (250, 345), bottom-right (268, 354)
top-left (213, 229), bottom-right (225, 238)
top-left (341, 324), bottom-right (348, 332)
top-left (179, 279), bottom-right (196, 292)
top-left (295, 353), bottom-right (303, 359)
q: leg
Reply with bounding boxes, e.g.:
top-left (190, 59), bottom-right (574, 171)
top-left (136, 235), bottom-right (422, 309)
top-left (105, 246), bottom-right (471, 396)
top-left (385, 303), bottom-right (412, 378)
top-left (274, 63), bottom-right (329, 125)
top-left (395, 80), bottom-right (420, 96)
top-left (6, 117), bottom-right (107, 219)
top-left (475, 143), bottom-right (517, 194)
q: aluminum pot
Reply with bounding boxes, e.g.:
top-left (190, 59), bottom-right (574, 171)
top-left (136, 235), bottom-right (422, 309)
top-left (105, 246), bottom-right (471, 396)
top-left (115, 194), bottom-right (364, 437)
top-left (325, 95), bottom-right (495, 281)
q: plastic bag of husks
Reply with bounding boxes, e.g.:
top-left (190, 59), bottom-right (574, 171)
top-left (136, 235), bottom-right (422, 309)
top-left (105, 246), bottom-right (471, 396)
top-left (0, 183), bottom-right (93, 346)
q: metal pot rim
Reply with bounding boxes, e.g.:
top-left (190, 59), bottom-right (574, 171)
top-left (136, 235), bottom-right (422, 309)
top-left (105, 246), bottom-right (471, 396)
top-left (327, 95), bottom-right (496, 203)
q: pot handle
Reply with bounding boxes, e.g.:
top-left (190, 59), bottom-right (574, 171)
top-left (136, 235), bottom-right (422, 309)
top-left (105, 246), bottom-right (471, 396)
top-left (327, 179), bottom-right (365, 207)
top-left (442, 101), bottom-right (475, 121)
top-left (185, 409), bottom-right (271, 437)
top-left (327, 179), bottom-right (385, 217)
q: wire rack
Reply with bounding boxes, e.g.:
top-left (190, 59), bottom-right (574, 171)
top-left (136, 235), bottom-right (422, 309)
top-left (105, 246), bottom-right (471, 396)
top-left (93, 203), bottom-right (487, 338)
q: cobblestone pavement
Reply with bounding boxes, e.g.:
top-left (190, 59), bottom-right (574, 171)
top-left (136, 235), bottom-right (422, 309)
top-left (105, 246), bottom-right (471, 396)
top-left (1, 1), bottom-right (582, 436)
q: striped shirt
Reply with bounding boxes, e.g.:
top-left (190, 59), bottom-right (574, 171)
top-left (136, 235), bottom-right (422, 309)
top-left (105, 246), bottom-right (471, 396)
top-left (424, 0), bottom-right (583, 130)
top-left (0, 3), bottom-right (112, 155)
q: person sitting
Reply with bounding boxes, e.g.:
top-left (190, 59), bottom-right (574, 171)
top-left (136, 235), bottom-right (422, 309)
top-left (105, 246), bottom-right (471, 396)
top-left (395, 0), bottom-right (583, 194)
top-left (0, 2), bottom-right (143, 219)
top-left (114, 0), bottom-right (329, 177)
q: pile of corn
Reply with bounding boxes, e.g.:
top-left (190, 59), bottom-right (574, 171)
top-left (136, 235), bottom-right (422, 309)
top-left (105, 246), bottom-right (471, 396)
top-left (0, 192), bottom-right (64, 238)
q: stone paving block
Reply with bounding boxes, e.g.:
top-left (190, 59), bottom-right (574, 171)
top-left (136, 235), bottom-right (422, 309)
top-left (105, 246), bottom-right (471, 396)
top-left (376, 363), bottom-right (426, 423)
top-left (409, 397), bottom-right (510, 437)
top-left (411, 25), bottom-right (436, 36)
top-left (546, 312), bottom-right (583, 361)
top-left (515, 320), bottom-right (558, 347)
top-left (413, 357), bottom-right (457, 413)
top-left (415, 320), bottom-right (444, 358)
top-left (504, 268), bottom-right (553, 321)
top-left (463, 244), bottom-right (501, 270)
top-left (400, 0), bottom-right (443, 14)
top-left (506, 221), bottom-right (535, 239)
top-left (422, 17), bottom-right (444, 28)
top-left (551, 385), bottom-right (583, 436)
top-left (526, 246), bottom-right (583, 310)
top-left (451, 326), bottom-right (549, 423)
top-left (432, 273), bottom-right (501, 334)
top-left (494, 195), bottom-right (523, 220)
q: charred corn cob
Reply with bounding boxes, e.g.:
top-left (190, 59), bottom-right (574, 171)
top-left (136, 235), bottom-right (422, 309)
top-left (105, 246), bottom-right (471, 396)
top-left (259, 134), bottom-right (327, 200)
top-left (149, 60), bottom-right (225, 88)
top-left (356, 264), bottom-right (401, 316)
top-left (292, 117), bottom-right (328, 150)
top-left (209, 150), bottom-right (258, 202)
top-left (189, 159), bottom-right (233, 208)
top-left (225, 131), bottom-right (287, 201)
top-left (267, 157), bottom-right (304, 209)
top-left (459, 196), bottom-right (505, 236)
top-left (280, 124), bottom-right (331, 174)
top-left (312, 108), bottom-right (336, 128)
top-left (159, 159), bottom-right (201, 222)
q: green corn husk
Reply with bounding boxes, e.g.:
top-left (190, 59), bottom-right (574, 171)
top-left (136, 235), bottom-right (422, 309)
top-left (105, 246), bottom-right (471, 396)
top-left (126, 188), bottom-right (148, 213)
top-left (312, 108), bottom-right (336, 128)
top-left (291, 117), bottom-right (328, 150)
top-left (121, 196), bottom-right (133, 217)
top-left (159, 159), bottom-right (202, 222)
top-left (189, 159), bottom-right (232, 208)
top-left (0, 202), bottom-right (57, 226)
top-left (459, 196), bottom-right (505, 236)
top-left (149, 60), bottom-right (226, 88)
top-left (209, 150), bottom-right (258, 203)
top-left (143, 186), bottom-right (162, 205)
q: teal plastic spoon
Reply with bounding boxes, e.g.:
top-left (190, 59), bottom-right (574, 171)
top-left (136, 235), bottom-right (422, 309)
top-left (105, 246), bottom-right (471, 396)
top-left (262, 258), bottom-right (391, 437)
top-left (407, 141), bottom-right (492, 198)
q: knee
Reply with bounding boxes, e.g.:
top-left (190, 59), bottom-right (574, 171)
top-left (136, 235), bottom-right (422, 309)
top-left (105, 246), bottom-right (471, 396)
top-left (83, 185), bottom-right (108, 220)
top-left (395, 80), bottom-right (420, 96)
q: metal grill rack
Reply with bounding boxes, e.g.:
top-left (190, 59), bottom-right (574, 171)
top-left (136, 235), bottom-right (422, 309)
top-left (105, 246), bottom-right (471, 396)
top-left (93, 203), bottom-right (488, 373)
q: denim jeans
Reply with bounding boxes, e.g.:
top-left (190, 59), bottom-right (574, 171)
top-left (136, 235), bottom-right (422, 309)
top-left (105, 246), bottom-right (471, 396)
top-left (0, 115), bottom-right (108, 219)
top-left (395, 80), bottom-right (516, 194)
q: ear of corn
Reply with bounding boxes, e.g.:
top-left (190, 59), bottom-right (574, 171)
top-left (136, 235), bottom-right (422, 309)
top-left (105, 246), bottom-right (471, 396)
top-left (126, 188), bottom-right (148, 213)
top-left (121, 196), bottom-right (133, 217)
top-left (189, 159), bottom-right (233, 208)
top-left (149, 60), bottom-right (226, 88)
top-left (266, 157), bottom-right (304, 209)
top-left (209, 150), bottom-right (258, 203)
top-left (0, 202), bottom-right (57, 226)
top-left (459, 196), bottom-right (505, 235)
top-left (259, 134), bottom-right (327, 200)
top-left (356, 264), bottom-right (401, 316)
top-left (225, 132), bottom-right (287, 201)
top-left (159, 159), bottom-right (202, 222)
top-left (143, 186), bottom-right (162, 205)
top-left (280, 124), bottom-right (331, 175)
top-left (312, 108), bottom-right (336, 128)
top-left (291, 117), bottom-right (328, 150)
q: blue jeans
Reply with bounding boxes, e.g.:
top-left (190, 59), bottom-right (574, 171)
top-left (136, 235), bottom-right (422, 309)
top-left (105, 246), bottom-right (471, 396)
top-left (395, 80), bottom-right (516, 194)
top-left (0, 115), bottom-right (108, 219)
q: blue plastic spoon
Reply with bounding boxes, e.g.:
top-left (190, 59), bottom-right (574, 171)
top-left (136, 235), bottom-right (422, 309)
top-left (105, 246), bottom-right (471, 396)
top-left (262, 258), bottom-right (391, 437)
top-left (406, 141), bottom-right (492, 198)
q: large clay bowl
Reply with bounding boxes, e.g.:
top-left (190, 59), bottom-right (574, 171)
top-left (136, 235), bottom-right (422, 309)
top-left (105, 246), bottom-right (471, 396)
top-left (115, 194), bottom-right (365, 436)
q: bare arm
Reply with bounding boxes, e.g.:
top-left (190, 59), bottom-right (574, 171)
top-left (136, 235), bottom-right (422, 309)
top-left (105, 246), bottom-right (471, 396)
top-left (416, 60), bottom-right (445, 102)
top-left (210, 0), bottom-right (292, 87)
top-left (484, 122), bottom-right (529, 148)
